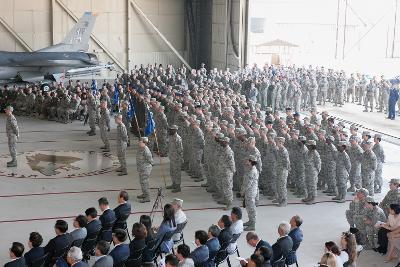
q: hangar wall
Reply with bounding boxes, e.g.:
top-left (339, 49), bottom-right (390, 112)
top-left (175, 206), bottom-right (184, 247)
top-left (0, 0), bottom-right (187, 72)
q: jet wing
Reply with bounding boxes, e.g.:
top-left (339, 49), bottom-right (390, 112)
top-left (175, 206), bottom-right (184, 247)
top-left (17, 71), bottom-right (45, 82)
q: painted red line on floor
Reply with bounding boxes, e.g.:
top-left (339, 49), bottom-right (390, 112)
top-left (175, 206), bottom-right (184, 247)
top-left (0, 185), bottom-right (203, 198)
top-left (0, 199), bottom-right (350, 224)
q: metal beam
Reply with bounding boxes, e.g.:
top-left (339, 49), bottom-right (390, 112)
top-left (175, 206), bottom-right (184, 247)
top-left (0, 16), bottom-right (33, 52)
top-left (54, 0), bottom-right (126, 71)
top-left (127, 0), bottom-right (132, 70)
top-left (130, 0), bottom-right (191, 70)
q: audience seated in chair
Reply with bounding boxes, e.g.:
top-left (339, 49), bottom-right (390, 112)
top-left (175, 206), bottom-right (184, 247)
top-left (172, 198), bottom-right (187, 242)
top-left (340, 232), bottom-right (357, 267)
top-left (190, 230), bottom-right (209, 266)
top-left (176, 244), bottom-right (194, 267)
top-left (113, 191), bottom-right (132, 232)
top-left (129, 223), bottom-right (147, 260)
top-left (247, 254), bottom-right (264, 267)
top-left (98, 197), bottom-right (116, 243)
top-left (217, 215), bottom-right (232, 248)
top-left (154, 204), bottom-right (177, 254)
top-left (93, 241), bottom-right (113, 267)
top-left (228, 207), bottom-right (243, 254)
top-left (43, 220), bottom-right (72, 263)
top-left (240, 232), bottom-right (271, 266)
top-left (255, 246), bottom-right (272, 267)
top-left (24, 232), bottom-right (44, 267)
top-left (165, 254), bottom-right (179, 267)
top-left (109, 230), bottom-right (130, 267)
top-left (206, 225), bottom-right (221, 267)
top-left (5, 242), bottom-right (26, 267)
top-left (85, 207), bottom-right (102, 239)
top-left (319, 252), bottom-right (336, 267)
top-left (70, 215), bottom-right (88, 243)
top-left (65, 247), bottom-right (88, 267)
top-left (271, 222), bottom-right (293, 265)
top-left (286, 215), bottom-right (303, 266)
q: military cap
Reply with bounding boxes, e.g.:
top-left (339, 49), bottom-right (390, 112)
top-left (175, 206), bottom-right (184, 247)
top-left (216, 133), bottom-right (225, 139)
top-left (307, 140), bottom-right (316, 146)
top-left (389, 178), bottom-right (400, 185)
top-left (221, 137), bottom-right (230, 143)
top-left (140, 137), bottom-right (149, 143)
top-left (356, 188), bottom-right (369, 196)
top-left (338, 141), bottom-right (348, 147)
top-left (248, 155), bottom-right (257, 162)
top-left (235, 128), bottom-right (246, 135)
top-left (285, 107), bottom-right (292, 111)
top-left (228, 124), bottom-right (235, 129)
top-left (310, 107), bottom-right (317, 112)
top-left (362, 131), bottom-right (371, 137)
top-left (169, 125), bottom-right (178, 130)
top-left (220, 120), bottom-right (228, 125)
top-left (337, 122), bottom-right (345, 128)
top-left (290, 129), bottom-right (300, 135)
top-left (303, 117), bottom-right (310, 121)
top-left (350, 124), bottom-right (358, 130)
top-left (293, 112), bottom-right (300, 117)
top-left (365, 196), bottom-right (376, 203)
top-left (267, 132), bottom-right (277, 138)
top-left (275, 137), bottom-right (285, 143)
top-left (299, 136), bottom-right (306, 141)
top-left (341, 130), bottom-right (349, 137)
top-left (321, 111), bottom-right (329, 115)
top-left (318, 129), bottom-right (326, 135)
top-left (364, 140), bottom-right (373, 145)
top-left (253, 124), bottom-right (260, 129)
top-left (374, 133), bottom-right (382, 139)
top-left (327, 135), bottom-right (335, 142)
top-left (308, 124), bottom-right (315, 129)
top-left (266, 107), bottom-right (273, 112)
top-left (247, 137), bottom-right (256, 143)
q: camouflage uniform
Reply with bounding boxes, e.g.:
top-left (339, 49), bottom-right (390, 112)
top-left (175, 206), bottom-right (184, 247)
top-left (241, 164), bottom-right (259, 228)
top-left (379, 186), bottom-right (400, 216)
top-left (364, 205), bottom-right (386, 249)
top-left (6, 111), bottom-right (19, 166)
top-left (116, 122), bottom-right (128, 175)
top-left (262, 137), bottom-right (277, 197)
top-left (168, 132), bottom-right (183, 190)
top-left (334, 147), bottom-right (351, 201)
top-left (87, 94), bottom-right (98, 134)
top-left (348, 142), bottom-right (363, 191)
top-left (219, 141), bottom-right (236, 206)
top-left (325, 141), bottom-right (338, 195)
top-left (361, 150), bottom-right (377, 196)
top-left (294, 139), bottom-right (308, 197)
top-left (304, 145), bottom-right (321, 202)
top-left (137, 143), bottom-right (154, 200)
top-left (372, 142), bottom-right (385, 193)
top-left (275, 144), bottom-right (290, 206)
top-left (99, 106), bottom-right (110, 151)
top-left (191, 124), bottom-right (205, 181)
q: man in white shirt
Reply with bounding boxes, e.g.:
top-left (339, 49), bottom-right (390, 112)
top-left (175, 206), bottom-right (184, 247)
top-left (172, 198), bottom-right (187, 241)
top-left (228, 207), bottom-right (244, 253)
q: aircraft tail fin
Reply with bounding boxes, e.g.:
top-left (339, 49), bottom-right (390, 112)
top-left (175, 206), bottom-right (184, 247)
top-left (38, 12), bottom-right (97, 52)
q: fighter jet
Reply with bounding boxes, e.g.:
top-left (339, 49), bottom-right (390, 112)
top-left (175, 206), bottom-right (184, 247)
top-left (0, 12), bottom-right (114, 84)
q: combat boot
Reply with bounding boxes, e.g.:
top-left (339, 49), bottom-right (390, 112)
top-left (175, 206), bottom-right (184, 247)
top-left (217, 200), bottom-right (227, 205)
top-left (139, 197), bottom-right (150, 203)
top-left (243, 221), bottom-right (251, 226)
top-left (172, 187), bottom-right (181, 193)
top-left (301, 196), bottom-right (311, 202)
top-left (277, 202), bottom-right (287, 207)
top-left (103, 147), bottom-right (110, 152)
top-left (272, 199), bottom-right (279, 204)
top-left (118, 171), bottom-right (127, 176)
top-left (194, 178), bottom-right (204, 182)
top-left (7, 159), bottom-right (17, 167)
top-left (137, 194), bottom-right (146, 199)
top-left (88, 131), bottom-right (96, 136)
top-left (347, 186), bottom-right (355, 192)
top-left (244, 222), bottom-right (255, 231)
top-left (166, 184), bottom-right (176, 189)
top-left (305, 197), bottom-right (316, 205)
top-left (332, 196), bottom-right (341, 201)
top-left (201, 183), bottom-right (208, 188)
top-left (224, 201), bottom-right (233, 211)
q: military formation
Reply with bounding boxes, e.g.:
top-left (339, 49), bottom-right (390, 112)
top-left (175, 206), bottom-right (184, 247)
top-left (2, 63), bottom-right (397, 231)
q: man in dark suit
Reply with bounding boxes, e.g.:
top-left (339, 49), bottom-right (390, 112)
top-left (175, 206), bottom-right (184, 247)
top-left (190, 230), bottom-right (209, 265)
top-left (65, 247), bottom-right (89, 267)
top-left (109, 230), bottom-right (130, 267)
top-left (113, 191), bottom-right (132, 231)
top-left (98, 197), bottom-right (116, 242)
top-left (4, 242), bottom-right (26, 267)
top-left (217, 215), bottom-right (232, 248)
top-left (93, 241), bottom-right (113, 267)
top-left (286, 215), bottom-right (303, 265)
top-left (206, 225), bottom-right (220, 266)
top-left (239, 232), bottom-right (272, 266)
top-left (24, 232), bottom-right (44, 267)
top-left (271, 222), bottom-right (293, 264)
top-left (44, 220), bottom-right (72, 262)
top-left (85, 207), bottom-right (102, 238)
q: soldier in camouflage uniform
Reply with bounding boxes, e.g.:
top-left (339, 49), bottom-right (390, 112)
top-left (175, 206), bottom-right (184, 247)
top-left (120, 101), bottom-right (131, 146)
top-left (241, 154), bottom-right (259, 231)
top-left (218, 136), bottom-right (236, 209)
top-left (333, 141), bottom-right (351, 203)
top-left (166, 125), bottom-right (183, 193)
top-left (316, 130), bottom-right (327, 190)
top-left (26, 88), bottom-right (35, 117)
top-left (275, 137), bottom-right (290, 207)
top-left (34, 90), bottom-right (44, 118)
top-left (348, 136), bottom-right (363, 192)
top-left (191, 119), bottom-right (205, 182)
top-left (137, 137), bottom-right (154, 203)
top-left (363, 196), bottom-right (386, 249)
top-left (294, 136), bottom-right (308, 198)
top-left (361, 141), bottom-right (377, 196)
top-left (98, 101), bottom-right (110, 152)
top-left (346, 188), bottom-right (369, 227)
top-left (156, 105), bottom-right (169, 157)
top-left (87, 91), bottom-right (98, 136)
top-left (364, 79), bottom-right (376, 112)
top-left (115, 114), bottom-right (128, 176)
top-left (5, 106), bottom-right (19, 167)
top-left (303, 140), bottom-right (321, 204)
top-left (372, 134), bottom-right (385, 193)
top-left (379, 179), bottom-right (400, 216)
top-left (323, 136), bottom-right (337, 196)
top-left (263, 132), bottom-right (277, 198)
top-left (233, 128), bottom-right (247, 192)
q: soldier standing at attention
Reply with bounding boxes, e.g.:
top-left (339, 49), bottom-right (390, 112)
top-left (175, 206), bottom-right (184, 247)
top-left (347, 136), bottom-right (363, 192)
top-left (361, 141), bottom-right (377, 196)
top-left (137, 137), bottom-right (154, 203)
top-left (275, 137), bottom-right (290, 207)
top-left (303, 140), bottom-right (321, 205)
top-left (120, 101), bottom-right (131, 147)
top-left (87, 91), bottom-right (98, 136)
top-left (99, 101), bottom-right (111, 152)
top-left (333, 141), bottom-right (351, 203)
top-left (372, 134), bottom-right (385, 193)
top-left (218, 136), bottom-right (236, 210)
top-left (115, 114), bottom-right (128, 176)
top-left (166, 125), bottom-right (183, 193)
top-left (241, 155), bottom-right (259, 231)
top-left (5, 106), bottom-right (19, 167)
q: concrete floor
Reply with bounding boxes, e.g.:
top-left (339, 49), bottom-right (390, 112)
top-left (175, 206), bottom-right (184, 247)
top-left (0, 102), bottom-right (399, 267)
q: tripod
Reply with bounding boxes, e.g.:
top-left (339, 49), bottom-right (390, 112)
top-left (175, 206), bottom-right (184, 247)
top-left (149, 187), bottom-right (164, 222)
